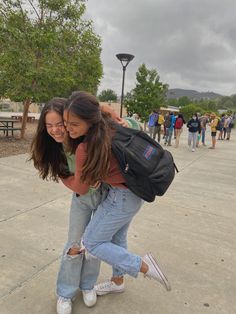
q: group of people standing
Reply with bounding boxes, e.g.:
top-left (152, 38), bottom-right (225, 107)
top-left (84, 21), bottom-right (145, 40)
top-left (186, 112), bottom-right (234, 151)
top-left (30, 92), bottom-right (171, 314)
top-left (215, 113), bottom-right (234, 141)
top-left (148, 110), bottom-right (185, 148)
top-left (148, 110), bottom-right (234, 152)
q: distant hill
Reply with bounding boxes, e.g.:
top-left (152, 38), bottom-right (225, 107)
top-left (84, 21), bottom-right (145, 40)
top-left (167, 88), bottom-right (222, 100)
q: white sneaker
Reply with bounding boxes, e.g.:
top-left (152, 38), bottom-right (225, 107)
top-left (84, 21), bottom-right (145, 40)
top-left (57, 296), bottom-right (72, 314)
top-left (82, 288), bottom-right (97, 307)
top-left (192, 148), bottom-right (195, 152)
top-left (95, 280), bottom-right (125, 295)
top-left (143, 252), bottom-right (171, 291)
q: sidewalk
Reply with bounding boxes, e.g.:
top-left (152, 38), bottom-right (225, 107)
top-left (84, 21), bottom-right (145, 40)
top-left (0, 129), bottom-right (236, 314)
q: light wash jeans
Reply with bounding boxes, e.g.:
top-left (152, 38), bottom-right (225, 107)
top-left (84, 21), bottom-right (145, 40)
top-left (153, 124), bottom-right (162, 142)
top-left (83, 187), bottom-right (144, 278)
top-left (149, 126), bottom-right (155, 139)
top-left (188, 131), bottom-right (198, 149)
top-left (165, 128), bottom-right (173, 145)
top-left (56, 185), bottom-right (109, 299)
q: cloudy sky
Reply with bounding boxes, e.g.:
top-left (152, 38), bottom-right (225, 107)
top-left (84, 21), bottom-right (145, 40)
top-left (85, 0), bottom-right (236, 96)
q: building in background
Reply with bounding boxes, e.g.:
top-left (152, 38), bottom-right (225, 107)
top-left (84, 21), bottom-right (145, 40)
top-left (0, 99), bottom-right (40, 113)
top-left (99, 101), bottom-right (127, 117)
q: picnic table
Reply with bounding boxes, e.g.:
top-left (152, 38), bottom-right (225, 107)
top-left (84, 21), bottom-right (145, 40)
top-left (11, 114), bottom-right (35, 122)
top-left (0, 118), bottom-right (22, 137)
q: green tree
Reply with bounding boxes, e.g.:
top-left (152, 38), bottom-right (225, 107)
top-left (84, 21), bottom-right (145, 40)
top-left (207, 100), bottom-right (217, 111)
top-left (124, 64), bottom-right (168, 122)
top-left (186, 98), bottom-right (218, 113)
top-left (178, 96), bottom-right (191, 107)
top-left (0, 0), bottom-right (102, 137)
top-left (217, 96), bottom-right (236, 110)
top-left (230, 94), bottom-right (236, 107)
top-left (196, 99), bottom-right (210, 111)
top-left (180, 104), bottom-right (203, 121)
top-left (223, 99), bottom-right (234, 109)
top-left (98, 89), bottom-right (117, 102)
top-left (167, 98), bottom-right (179, 107)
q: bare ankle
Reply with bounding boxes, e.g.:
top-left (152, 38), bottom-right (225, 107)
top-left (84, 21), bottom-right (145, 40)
top-left (140, 261), bottom-right (148, 274)
top-left (111, 276), bottom-right (124, 285)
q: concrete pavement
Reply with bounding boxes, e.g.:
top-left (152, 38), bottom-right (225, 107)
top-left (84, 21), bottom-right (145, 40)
top-left (0, 128), bottom-right (236, 314)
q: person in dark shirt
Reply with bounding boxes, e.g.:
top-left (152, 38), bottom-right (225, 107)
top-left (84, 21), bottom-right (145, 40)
top-left (187, 113), bottom-right (201, 152)
top-left (217, 114), bottom-right (225, 140)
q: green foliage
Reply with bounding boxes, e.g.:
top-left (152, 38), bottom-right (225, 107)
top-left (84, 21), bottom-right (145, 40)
top-left (168, 95), bottom-right (236, 114)
top-left (180, 104), bottom-right (204, 121)
top-left (192, 96), bottom-right (236, 112)
top-left (218, 97), bottom-right (234, 110)
top-left (178, 96), bottom-right (191, 107)
top-left (124, 64), bottom-right (168, 122)
top-left (98, 89), bottom-right (117, 102)
top-left (167, 96), bottom-right (191, 108)
top-left (195, 99), bottom-right (217, 112)
top-left (230, 94), bottom-right (236, 107)
top-left (0, 0), bottom-right (102, 103)
top-left (167, 98), bottom-right (179, 107)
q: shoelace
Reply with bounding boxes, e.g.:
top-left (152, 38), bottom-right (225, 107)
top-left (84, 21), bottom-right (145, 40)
top-left (98, 281), bottom-right (113, 289)
top-left (59, 297), bottom-right (71, 303)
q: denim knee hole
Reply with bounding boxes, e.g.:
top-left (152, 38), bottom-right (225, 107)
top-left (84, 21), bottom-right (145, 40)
top-left (64, 243), bottom-right (85, 259)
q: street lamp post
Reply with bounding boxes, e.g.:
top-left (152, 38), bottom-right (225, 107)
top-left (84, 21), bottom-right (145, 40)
top-left (116, 53), bottom-right (134, 117)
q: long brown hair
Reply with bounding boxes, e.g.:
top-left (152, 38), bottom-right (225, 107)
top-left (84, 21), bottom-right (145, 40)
top-left (65, 91), bottom-right (114, 185)
top-left (29, 98), bottom-right (70, 181)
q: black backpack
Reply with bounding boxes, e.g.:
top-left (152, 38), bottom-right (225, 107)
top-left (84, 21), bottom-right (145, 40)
top-left (164, 116), bottom-right (171, 128)
top-left (111, 124), bottom-right (178, 202)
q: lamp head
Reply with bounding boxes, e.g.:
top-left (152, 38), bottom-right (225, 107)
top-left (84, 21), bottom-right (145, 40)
top-left (116, 53), bottom-right (134, 68)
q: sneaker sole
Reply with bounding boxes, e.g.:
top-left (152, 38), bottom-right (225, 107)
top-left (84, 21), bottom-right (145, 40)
top-left (147, 253), bottom-right (171, 291)
top-left (83, 300), bottom-right (97, 308)
top-left (96, 288), bottom-right (125, 296)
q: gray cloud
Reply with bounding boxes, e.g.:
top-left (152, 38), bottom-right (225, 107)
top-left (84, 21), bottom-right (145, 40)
top-left (86, 0), bottom-right (236, 96)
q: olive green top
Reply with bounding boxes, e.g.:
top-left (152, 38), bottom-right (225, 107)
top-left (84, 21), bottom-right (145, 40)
top-left (124, 117), bottom-right (141, 130)
top-left (65, 151), bottom-right (75, 174)
top-left (64, 151), bottom-right (98, 194)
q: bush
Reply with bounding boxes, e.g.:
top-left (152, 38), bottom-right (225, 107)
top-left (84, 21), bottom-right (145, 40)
top-left (180, 104), bottom-right (204, 120)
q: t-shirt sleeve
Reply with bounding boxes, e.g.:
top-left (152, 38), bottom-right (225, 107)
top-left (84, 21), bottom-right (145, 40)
top-left (61, 143), bottom-right (90, 195)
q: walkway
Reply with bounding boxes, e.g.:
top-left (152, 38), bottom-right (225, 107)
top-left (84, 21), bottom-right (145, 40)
top-left (0, 128), bottom-right (235, 314)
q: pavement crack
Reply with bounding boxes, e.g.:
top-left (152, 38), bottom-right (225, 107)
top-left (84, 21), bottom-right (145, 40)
top-left (177, 151), bottom-right (208, 172)
top-left (0, 193), bottom-right (69, 223)
top-left (0, 256), bottom-right (62, 300)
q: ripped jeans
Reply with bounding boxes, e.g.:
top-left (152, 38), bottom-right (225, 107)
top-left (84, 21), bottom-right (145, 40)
top-left (56, 185), bottom-right (109, 299)
top-left (83, 187), bottom-right (144, 278)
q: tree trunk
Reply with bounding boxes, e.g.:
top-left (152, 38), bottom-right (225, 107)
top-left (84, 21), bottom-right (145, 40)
top-left (20, 99), bottom-right (31, 139)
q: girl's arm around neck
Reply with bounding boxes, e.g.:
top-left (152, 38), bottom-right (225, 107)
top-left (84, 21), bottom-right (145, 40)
top-left (61, 143), bottom-right (90, 195)
top-left (101, 104), bottom-right (128, 127)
